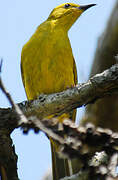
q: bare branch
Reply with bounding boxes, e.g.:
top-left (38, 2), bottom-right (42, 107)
top-left (1, 62), bottom-right (118, 180)
top-left (0, 61), bottom-right (20, 180)
top-left (0, 64), bottom-right (118, 130)
top-left (30, 117), bottom-right (118, 180)
top-left (0, 133), bottom-right (19, 180)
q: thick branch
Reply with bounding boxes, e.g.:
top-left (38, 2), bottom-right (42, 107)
top-left (1, 64), bottom-right (118, 180)
top-left (1, 64), bottom-right (118, 130)
top-left (21, 64), bottom-right (118, 119)
top-left (0, 132), bottom-right (19, 180)
top-left (0, 73), bottom-right (19, 179)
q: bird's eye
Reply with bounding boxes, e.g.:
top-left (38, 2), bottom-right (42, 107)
top-left (64, 4), bottom-right (71, 8)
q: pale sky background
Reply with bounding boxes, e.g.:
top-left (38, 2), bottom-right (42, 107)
top-left (0, 0), bottom-right (116, 179)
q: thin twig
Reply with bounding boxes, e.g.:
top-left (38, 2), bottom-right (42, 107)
top-left (0, 60), bottom-right (27, 124)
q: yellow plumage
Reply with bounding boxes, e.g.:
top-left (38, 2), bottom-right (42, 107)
top-left (21, 17), bottom-right (77, 100)
top-left (21, 3), bottom-right (95, 179)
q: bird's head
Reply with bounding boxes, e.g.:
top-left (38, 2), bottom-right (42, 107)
top-left (48, 3), bottom-right (96, 31)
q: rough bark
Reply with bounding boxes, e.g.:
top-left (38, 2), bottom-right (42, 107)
top-left (0, 131), bottom-right (19, 180)
top-left (0, 64), bottom-right (118, 128)
top-left (0, 64), bottom-right (118, 179)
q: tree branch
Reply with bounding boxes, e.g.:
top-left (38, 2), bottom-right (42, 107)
top-left (1, 63), bottom-right (118, 180)
top-left (0, 64), bottom-right (118, 129)
top-left (0, 61), bottom-right (19, 180)
top-left (26, 117), bottom-right (118, 179)
top-left (0, 132), bottom-right (19, 180)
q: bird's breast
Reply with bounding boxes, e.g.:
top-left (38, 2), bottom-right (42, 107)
top-left (21, 29), bottom-right (75, 100)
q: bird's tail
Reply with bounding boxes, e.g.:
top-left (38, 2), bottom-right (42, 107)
top-left (51, 110), bottom-right (77, 179)
top-left (51, 142), bottom-right (72, 180)
top-left (0, 166), bottom-right (7, 180)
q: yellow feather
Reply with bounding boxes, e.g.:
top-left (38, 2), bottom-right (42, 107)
top-left (21, 3), bottom-right (95, 179)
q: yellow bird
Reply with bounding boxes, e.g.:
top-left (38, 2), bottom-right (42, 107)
top-left (21, 3), bottom-right (95, 180)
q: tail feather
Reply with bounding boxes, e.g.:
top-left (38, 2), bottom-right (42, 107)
top-left (0, 166), bottom-right (7, 180)
top-left (51, 143), bottom-right (71, 180)
top-left (51, 109), bottom-right (77, 179)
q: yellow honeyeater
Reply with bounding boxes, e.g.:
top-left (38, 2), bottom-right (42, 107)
top-left (21, 3), bottom-right (96, 180)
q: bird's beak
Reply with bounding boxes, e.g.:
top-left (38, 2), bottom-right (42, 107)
top-left (78, 4), bottom-right (96, 11)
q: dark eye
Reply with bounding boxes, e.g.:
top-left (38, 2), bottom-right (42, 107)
top-left (64, 3), bottom-right (71, 8)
